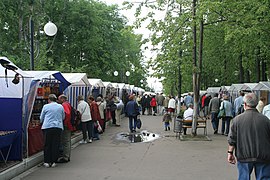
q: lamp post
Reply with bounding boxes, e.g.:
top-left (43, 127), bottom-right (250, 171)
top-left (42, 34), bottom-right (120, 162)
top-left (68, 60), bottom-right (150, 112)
top-left (125, 71), bottom-right (130, 83)
top-left (30, 20), bottom-right (57, 70)
top-left (113, 71), bottom-right (119, 82)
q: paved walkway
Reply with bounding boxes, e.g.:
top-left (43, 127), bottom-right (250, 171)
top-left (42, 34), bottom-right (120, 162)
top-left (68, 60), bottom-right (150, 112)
top-left (14, 114), bottom-right (238, 180)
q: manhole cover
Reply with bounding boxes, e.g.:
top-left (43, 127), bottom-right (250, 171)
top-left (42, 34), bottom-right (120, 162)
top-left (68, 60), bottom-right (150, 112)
top-left (116, 130), bottom-right (160, 143)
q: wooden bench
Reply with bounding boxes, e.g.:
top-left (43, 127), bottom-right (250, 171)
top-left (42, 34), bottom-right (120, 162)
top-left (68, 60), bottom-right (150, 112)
top-left (181, 118), bottom-right (208, 135)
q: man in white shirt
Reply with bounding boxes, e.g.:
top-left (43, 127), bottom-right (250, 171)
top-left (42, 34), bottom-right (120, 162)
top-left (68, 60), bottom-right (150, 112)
top-left (183, 103), bottom-right (194, 135)
top-left (262, 103), bottom-right (270, 119)
top-left (168, 96), bottom-right (176, 118)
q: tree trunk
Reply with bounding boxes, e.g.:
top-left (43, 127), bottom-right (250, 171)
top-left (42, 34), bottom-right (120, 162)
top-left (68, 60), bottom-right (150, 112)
top-left (255, 48), bottom-right (261, 82)
top-left (262, 59), bottom-right (267, 81)
top-left (239, 52), bottom-right (244, 83)
top-left (192, 0), bottom-right (198, 136)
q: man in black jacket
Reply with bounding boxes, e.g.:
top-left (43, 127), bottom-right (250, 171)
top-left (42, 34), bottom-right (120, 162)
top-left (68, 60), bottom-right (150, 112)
top-left (227, 93), bottom-right (270, 180)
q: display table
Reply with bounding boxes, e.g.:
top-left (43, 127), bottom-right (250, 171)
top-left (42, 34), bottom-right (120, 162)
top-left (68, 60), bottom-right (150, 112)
top-left (28, 126), bottom-right (44, 156)
top-left (0, 131), bottom-right (18, 164)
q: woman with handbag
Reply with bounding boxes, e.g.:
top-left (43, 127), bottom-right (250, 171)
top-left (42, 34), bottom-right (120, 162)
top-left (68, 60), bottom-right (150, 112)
top-left (220, 95), bottom-right (233, 136)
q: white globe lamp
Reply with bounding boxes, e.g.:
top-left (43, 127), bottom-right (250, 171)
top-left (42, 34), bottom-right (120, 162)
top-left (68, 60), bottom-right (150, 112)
top-left (113, 71), bottom-right (118, 76)
top-left (44, 21), bottom-right (58, 36)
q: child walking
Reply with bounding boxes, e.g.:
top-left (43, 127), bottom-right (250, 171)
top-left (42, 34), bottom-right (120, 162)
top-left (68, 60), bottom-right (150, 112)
top-left (162, 111), bottom-right (172, 131)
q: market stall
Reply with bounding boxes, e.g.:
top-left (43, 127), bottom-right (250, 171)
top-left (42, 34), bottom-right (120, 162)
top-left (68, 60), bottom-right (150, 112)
top-left (240, 83), bottom-right (258, 92)
top-left (118, 83), bottom-right (127, 100)
top-left (62, 73), bottom-right (91, 108)
top-left (253, 81), bottom-right (270, 104)
top-left (24, 71), bottom-right (70, 156)
top-left (88, 78), bottom-right (105, 99)
top-left (228, 84), bottom-right (244, 102)
top-left (220, 86), bottom-right (231, 95)
top-left (103, 81), bottom-right (113, 97)
top-left (0, 57), bottom-right (33, 161)
top-left (111, 83), bottom-right (119, 97)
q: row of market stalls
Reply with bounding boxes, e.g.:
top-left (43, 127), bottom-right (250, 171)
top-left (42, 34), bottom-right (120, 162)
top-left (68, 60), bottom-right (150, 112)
top-left (206, 82), bottom-right (270, 105)
top-left (0, 57), bottom-right (145, 163)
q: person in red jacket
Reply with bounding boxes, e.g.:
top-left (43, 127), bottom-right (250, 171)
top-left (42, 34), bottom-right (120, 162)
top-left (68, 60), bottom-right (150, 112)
top-left (88, 96), bottom-right (102, 140)
top-left (150, 95), bottom-right (157, 116)
top-left (57, 94), bottom-right (74, 163)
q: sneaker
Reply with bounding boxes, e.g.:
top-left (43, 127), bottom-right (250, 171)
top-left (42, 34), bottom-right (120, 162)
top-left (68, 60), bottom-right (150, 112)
top-left (79, 140), bottom-right (87, 144)
top-left (51, 163), bottom-right (57, 168)
top-left (87, 139), bottom-right (92, 143)
top-left (43, 163), bottom-right (50, 168)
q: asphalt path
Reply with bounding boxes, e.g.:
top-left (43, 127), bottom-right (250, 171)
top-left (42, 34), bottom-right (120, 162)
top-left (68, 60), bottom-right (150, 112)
top-left (15, 114), bottom-right (238, 180)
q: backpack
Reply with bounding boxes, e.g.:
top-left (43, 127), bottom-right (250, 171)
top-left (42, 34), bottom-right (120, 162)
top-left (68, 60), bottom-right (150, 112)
top-left (70, 107), bottom-right (81, 127)
top-left (237, 104), bottom-right (245, 115)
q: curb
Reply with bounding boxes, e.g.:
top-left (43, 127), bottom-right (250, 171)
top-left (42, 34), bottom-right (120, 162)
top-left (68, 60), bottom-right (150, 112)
top-left (1, 133), bottom-right (83, 180)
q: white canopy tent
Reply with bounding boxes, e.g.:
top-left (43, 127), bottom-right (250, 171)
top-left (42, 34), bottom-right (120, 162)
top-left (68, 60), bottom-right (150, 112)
top-left (240, 83), bottom-right (258, 92)
top-left (253, 82), bottom-right (270, 104)
top-left (62, 73), bottom-right (91, 108)
top-left (0, 57), bottom-right (34, 160)
top-left (0, 57), bottom-right (33, 98)
top-left (206, 87), bottom-right (221, 94)
top-left (88, 78), bottom-right (105, 88)
top-left (102, 81), bottom-right (113, 97)
top-left (253, 82), bottom-right (270, 91)
top-left (88, 78), bottom-right (105, 99)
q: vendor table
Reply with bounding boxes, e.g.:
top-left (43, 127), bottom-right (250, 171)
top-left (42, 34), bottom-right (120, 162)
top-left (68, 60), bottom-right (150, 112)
top-left (0, 131), bottom-right (18, 165)
top-left (28, 126), bottom-right (44, 156)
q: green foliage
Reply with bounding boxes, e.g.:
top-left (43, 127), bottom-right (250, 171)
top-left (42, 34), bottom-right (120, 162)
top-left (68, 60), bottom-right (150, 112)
top-left (0, 0), bottom-right (147, 88)
top-left (124, 0), bottom-right (270, 93)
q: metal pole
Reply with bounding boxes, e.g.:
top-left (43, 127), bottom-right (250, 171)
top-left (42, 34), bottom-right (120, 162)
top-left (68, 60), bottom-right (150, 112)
top-left (30, 17), bottom-right (34, 70)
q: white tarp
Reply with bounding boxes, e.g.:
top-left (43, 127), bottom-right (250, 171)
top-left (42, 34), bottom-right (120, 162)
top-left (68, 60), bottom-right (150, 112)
top-left (0, 57), bottom-right (33, 98)
top-left (111, 83), bottom-right (119, 88)
top-left (118, 83), bottom-right (126, 90)
top-left (103, 81), bottom-right (113, 88)
top-left (228, 84), bottom-right (244, 92)
top-left (241, 83), bottom-right (258, 91)
top-left (88, 78), bottom-right (105, 88)
top-left (207, 87), bottom-right (221, 94)
top-left (253, 82), bottom-right (270, 91)
top-left (62, 73), bottom-right (90, 86)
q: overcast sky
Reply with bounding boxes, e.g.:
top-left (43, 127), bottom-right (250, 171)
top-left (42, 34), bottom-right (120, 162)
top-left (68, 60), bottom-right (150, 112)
top-left (101, 0), bottom-right (163, 92)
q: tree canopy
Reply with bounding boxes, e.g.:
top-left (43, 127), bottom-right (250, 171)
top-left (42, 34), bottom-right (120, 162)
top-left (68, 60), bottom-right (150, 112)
top-left (123, 0), bottom-right (270, 95)
top-left (0, 0), bottom-right (147, 88)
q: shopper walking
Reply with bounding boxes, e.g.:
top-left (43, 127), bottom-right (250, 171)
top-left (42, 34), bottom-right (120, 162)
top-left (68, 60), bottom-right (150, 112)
top-left (227, 93), bottom-right (270, 180)
top-left (57, 95), bottom-right (73, 163)
top-left (157, 93), bottom-right (165, 115)
top-left (126, 95), bottom-right (140, 133)
top-left (220, 95), bottom-right (233, 136)
top-left (150, 95), bottom-right (157, 116)
top-left (96, 97), bottom-right (106, 132)
top-left (208, 93), bottom-right (220, 134)
top-left (88, 96), bottom-right (101, 140)
top-left (40, 94), bottom-right (64, 168)
top-left (77, 95), bottom-right (93, 144)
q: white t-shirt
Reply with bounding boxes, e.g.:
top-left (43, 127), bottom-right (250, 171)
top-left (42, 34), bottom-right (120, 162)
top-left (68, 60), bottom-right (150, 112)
top-left (184, 108), bottom-right (193, 120)
top-left (168, 98), bottom-right (176, 109)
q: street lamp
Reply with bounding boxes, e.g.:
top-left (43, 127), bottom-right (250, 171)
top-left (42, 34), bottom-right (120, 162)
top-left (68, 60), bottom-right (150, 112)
top-left (114, 71), bottom-right (119, 76)
top-left (44, 21), bottom-right (58, 36)
top-left (125, 71), bottom-right (130, 77)
top-left (125, 71), bottom-right (130, 83)
top-left (30, 20), bottom-right (57, 70)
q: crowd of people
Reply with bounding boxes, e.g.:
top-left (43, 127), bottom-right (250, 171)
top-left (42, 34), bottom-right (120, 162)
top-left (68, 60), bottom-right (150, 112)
top-left (39, 93), bottom-right (126, 168)
top-left (39, 91), bottom-right (270, 179)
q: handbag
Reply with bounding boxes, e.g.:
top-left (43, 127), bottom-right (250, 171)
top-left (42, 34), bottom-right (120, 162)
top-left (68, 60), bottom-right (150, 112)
top-left (218, 102), bottom-right (226, 118)
top-left (94, 121), bottom-right (103, 133)
top-left (136, 115), bottom-right (142, 129)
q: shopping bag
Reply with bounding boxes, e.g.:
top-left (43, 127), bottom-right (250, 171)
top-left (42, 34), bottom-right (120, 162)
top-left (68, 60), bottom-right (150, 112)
top-left (136, 116), bottom-right (142, 129)
top-left (217, 109), bottom-right (226, 119)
